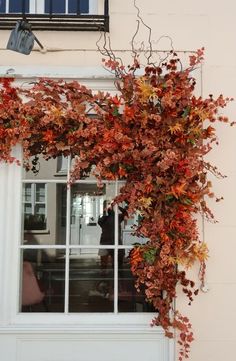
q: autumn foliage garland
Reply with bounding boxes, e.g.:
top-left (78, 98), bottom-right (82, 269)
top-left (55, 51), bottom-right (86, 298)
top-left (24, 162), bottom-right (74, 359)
top-left (0, 49), bottom-right (233, 360)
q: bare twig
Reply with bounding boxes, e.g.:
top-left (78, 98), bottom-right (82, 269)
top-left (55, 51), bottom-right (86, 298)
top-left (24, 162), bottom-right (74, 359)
top-left (133, 0), bottom-right (153, 64)
top-left (130, 19), bottom-right (140, 64)
top-left (96, 29), bottom-right (127, 78)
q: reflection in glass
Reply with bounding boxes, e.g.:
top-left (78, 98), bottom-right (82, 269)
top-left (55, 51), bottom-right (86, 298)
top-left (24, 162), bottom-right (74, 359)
top-left (118, 250), bottom-right (154, 312)
top-left (69, 249), bottom-right (114, 312)
top-left (23, 183), bottom-right (47, 231)
top-left (98, 204), bottom-right (126, 247)
top-left (23, 156), bottom-right (67, 180)
top-left (20, 249), bottom-right (65, 313)
top-left (70, 184), bottom-right (107, 251)
top-left (22, 183), bottom-right (67, 245)
top-left (35, 183), bottom-right (46, 202)
top-left (121, 210), bottom-right (149, 247)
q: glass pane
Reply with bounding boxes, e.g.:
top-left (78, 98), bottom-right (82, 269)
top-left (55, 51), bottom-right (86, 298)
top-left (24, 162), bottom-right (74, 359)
top-left (35, 184), bottom-right (46, 202)
top-left (23, 183), bottom-right (32, 202)
top-left (24, 213), bottom-right (46, 231)
top-left (45, 0), bottom-right (65, 14)
top-left (22, 184), bottom-right (67, 245)
top-left (0, 0), bottom-right (5, 13)
top-left (69, 249), bottom-right (114, 312)
top-left (20, 249), bottom-right (65, 313)
top-left (69, 0), bottom-right (89, 14)
top-left (70, 183), bottom-right (108, 246)
top-left (122, 217), bottom-right (149, 246)
top-left (119, 208), bottom-right (149, 247)
top-left (9, 0), bottom-right (29, 13)
top-left (23, 156), bottom-right (67, 180)
top-left (24, 203), bottom-right (32, 214)
top-left (117, 181), bottom-right (149, 245)
top-left (98, 205), bottom-right (127, 247)
top-left (57, 156), bottom-right (69, 174)
top-left (118, 250), bottom-right (154, 312)
top-left (35, 204), bottom-right (46, 215)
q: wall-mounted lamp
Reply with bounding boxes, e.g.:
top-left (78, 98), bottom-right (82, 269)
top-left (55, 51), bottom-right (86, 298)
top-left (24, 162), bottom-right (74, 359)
top-left (6, 20), bottom-right (44, 55)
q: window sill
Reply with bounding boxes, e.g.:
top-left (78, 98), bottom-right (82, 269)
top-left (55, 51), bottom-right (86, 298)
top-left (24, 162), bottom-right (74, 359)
top-left (0, 14), bottom-right (109, 31)
top-left (0, 316), bottom-right (161, 334)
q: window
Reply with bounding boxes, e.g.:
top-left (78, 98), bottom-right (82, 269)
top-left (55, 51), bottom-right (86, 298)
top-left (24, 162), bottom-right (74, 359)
top-left (0, 0), bottom-right (89, 14)
top-left (20, 156), bottom-right (153, 314)
top-left (0, 0), bottom-right (109, 31)
top-left (44, 0), bottom-right (89, 14)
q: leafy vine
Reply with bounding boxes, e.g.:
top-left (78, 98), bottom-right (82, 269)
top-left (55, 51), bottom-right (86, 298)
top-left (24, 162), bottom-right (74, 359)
top-left (0, 48), bottom-right (233, 360)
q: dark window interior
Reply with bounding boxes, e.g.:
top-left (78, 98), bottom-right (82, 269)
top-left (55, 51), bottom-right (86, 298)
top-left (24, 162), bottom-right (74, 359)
top-left (45, 0), bottom-right (66, 14)
top-left (68, 0), bottom-right (89, 14)
top-left (9, 0), bottom-right (29, 13)
top-left (0, 0), bottom-right (5, 12)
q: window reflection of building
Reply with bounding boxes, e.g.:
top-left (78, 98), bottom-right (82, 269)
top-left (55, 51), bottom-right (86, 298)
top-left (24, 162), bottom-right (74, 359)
top-left (70, 184), bottom-right (105, 255)
top-left (23, 183), bottom-right (47, 230)
top-left (20, 156), bottom-right (153, 314)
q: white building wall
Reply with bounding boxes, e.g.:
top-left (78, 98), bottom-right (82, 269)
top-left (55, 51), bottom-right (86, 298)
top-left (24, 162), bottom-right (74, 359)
top-left (0, 1), bottom-right (236, 360)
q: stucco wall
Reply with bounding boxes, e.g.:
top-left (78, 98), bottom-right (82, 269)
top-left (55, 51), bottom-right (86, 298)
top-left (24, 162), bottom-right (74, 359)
top-left (1, 1), bottom-right (236, 360)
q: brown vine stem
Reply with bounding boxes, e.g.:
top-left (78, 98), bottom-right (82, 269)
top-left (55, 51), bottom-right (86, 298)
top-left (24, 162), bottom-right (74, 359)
top-left (96, 30), bottom-right (127, 78)
top-left (133, 0), bottom-right (153, 64)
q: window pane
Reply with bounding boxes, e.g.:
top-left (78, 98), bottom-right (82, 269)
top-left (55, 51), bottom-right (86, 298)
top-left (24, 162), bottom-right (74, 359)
top-left (0, 0), bottom-right (5, 13)
top-left (35, 184), bottom-right (46, 202)
top-left (57, 156), bottom-right (69, 174)
top-left (45, 0), bottom-right (65, 14)
top-left (69, 249), bottom-right (114, 312)
top-left (24, 213), bottom-right (46, 231)
top-left (22, 183), bottom-right (67, 245)
top-left (118, 250), bottom-right (154, 313)
top-left (35, 204), bottom-right (46, 215)
top-left (24, 203), bottom-right (32, 214)
top-left (20, 249), bottom-right (65, 313)
top-left (70, 183), bottom-right (107, 247)
top-left (68, 0), bottom-right (89, 14)
top-left (9, 0), bottom-right (29, 13)
top-left (122, 221), bottom-right (149, 246)
top-left (23, 184), bottom-right (32, 202)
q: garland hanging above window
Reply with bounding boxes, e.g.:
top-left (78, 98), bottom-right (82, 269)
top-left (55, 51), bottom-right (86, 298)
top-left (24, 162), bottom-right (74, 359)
top-left (0, 48), bottom-right (234, 360)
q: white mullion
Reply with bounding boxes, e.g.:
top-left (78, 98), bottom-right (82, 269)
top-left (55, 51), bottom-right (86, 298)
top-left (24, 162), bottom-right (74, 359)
top-left (65, 0), bottom-right (68, 14)
top-left (29, 0), bottom-right (36, 13)
top-left (19, 244), bottom-right (133, 250)
top-left (32, 183), bottom-right (35, 215)
top-left (44, 183), bottom-right (47, 219)
top-left (68, 245), bottom-right (132, 249)
top-left (22, 180), bottom-right (117, 185)
top-left (22, 179), bottom-right (68, 184)
top-left (22, 179), bottom-right (107, 184)
top-left (64, 157), bottom-right (71, 314)
top-left (20, 245), bottom-right (66, 249)
top-left (114, 180), bottom-right (118, 314)
top-left (89, 0), bottom-right (98, 15)
top-left (5, 0), bottom-right (9, 13)
top-left (36, 0), bottom-right (45, 14)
